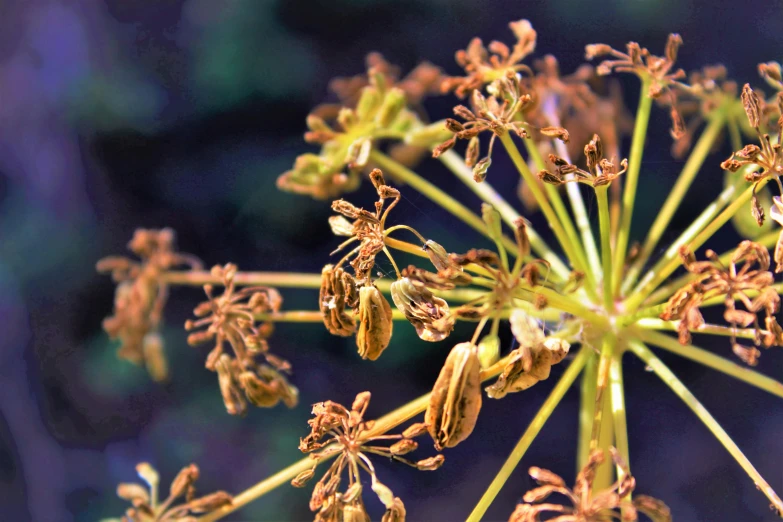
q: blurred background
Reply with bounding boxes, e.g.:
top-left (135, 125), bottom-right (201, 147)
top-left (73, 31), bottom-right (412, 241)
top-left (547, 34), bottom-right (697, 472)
top-left (2, 0), bottom-right (783, 520)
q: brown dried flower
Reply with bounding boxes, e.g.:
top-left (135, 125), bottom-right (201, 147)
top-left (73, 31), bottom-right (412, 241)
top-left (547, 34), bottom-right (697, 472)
top-left (114, 462), bottom-right (232, 522)
top-left (661, 241), bottom-right (783, 364)
top-left (721, 84), bottom-right (783, 226)
top-left (509, 448), bottom-right (671, 522)
top-left (441, 19), bottom-right (537, 98)
top-left (537, 134), bottom-right (628, 187)
top-left (330, 169), bottom-right (401, 283)
top-left (486, 309), bottom-right (570, 399)
top-left (586, 34), bottom-right (687, 139)
top-left (435, 73), bottom-right (567, 182)
top-left (296, 392), bottom-right (443, 522)
top-left (319, 264), bottom-right (359, 336)
top-left (425, 342), bottom-right (482, 450)
top-left (185, 264), bottom-right (298, 415)
top-left (97, 228), bottom-right (202, 381)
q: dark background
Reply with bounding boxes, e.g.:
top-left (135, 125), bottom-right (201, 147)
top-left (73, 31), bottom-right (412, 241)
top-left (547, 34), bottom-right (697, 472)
top-left (2, 0), bottom-right (782, 520)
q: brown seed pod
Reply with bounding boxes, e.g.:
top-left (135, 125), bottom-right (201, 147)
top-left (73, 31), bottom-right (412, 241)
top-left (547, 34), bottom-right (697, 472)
top-left (356, 285), bottom-right (393, 360)
top-left (320, 264), bottom-right (358, 336)
top-left (486, 338), bottom-right (570, 399)
top-left (390, 277), bottom-right (455, 341)
top-left (425, 342), bottom-right (482, 450)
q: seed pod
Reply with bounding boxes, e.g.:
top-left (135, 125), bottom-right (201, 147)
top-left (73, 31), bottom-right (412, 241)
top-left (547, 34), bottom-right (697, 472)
top-left (142, 332), bottom-right (168, 382)
top-left (320, 265), bottom-right (357, 336)
top-left (356, 285), bottom-right (393, 360)
top-left (423, 240), bottom-right (461, 273)
top-left (472, 157), bottom-right (491, 182)
top-left (390, 277), bottom-right (454, 342)
top-left (741, 83), bottom-right (762, 128)
top-left (291, 467), bottom-right (316, 488)
top-left (381, 497), bottom-right (406, 522)
top-left (481, 204), bottom-right (503, 243)
top-left (215, 355), bottom-right (247, 416)
top-left (376, 87), bottom-right (406, 128)
top-left (486, 338), bottom-right (570, 399)
top-left (425, 342), bottom-right (482, 450)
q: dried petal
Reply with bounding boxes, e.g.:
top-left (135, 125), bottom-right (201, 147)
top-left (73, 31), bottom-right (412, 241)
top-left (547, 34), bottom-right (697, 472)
top-left (390, 277), bottom-right (455, 341)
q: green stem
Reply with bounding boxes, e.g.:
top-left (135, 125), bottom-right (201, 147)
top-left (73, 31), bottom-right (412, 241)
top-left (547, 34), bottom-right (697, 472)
top-left (465, 346), bottom-right (590, 522)
top-left (627, 341), bottom-right (783, 515)
top-left (634, 328), bottom-right (783, 399)
top-left (609, 353), bottom-right (630, 492)
top-left (500, 133), bottom-right (599, 301)
top-left (621, 107), bottom-right (728, 294)
top-left (577, 351), bottom-right (599, 471)
top-left (438, 150), bottom-right (570, 278)
top-left (596, 185), bottom-right (614, 312)
top-left (590, 336), bottom-right (615, 451)
top-left (370, 150), bottom-right (520, 256)
top-left (625, 175), bottom-right (757, 312)
top-left (635, 318), bottom-right (762, 341)
top-left (612, 78), bottom-right (653, 296)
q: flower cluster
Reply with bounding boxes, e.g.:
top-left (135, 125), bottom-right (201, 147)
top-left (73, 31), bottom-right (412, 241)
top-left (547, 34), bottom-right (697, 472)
top-left (111, 462), bottom-right (232, 522)
top-left (277, 57), bottom-right (450, 199)
top-left (185, 264), bottom-right (298, 415)
top-left (509, 448), bottom-right (671, 522)
top-left (294, 392), bottom-right (443, 522)
top-left (97, 228), bottom-right (202, 381)
top-left (661, 241), bottom-right (783, 364)
top-left (537, 133), bottom-right (628, 187)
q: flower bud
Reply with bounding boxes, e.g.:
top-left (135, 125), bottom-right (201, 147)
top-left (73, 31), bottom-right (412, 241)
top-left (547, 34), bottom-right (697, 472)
top-left (356, 285), bottom-right (393, 360)
top-left (425, 342), bottom-right (482, 450)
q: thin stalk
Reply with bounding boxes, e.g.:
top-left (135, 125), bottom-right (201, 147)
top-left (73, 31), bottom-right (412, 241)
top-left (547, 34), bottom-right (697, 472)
top-left (514, 287), bottom-right (608, 328)
top-left (465, 347), bottom-right (590, 522)
top-left (577, 351), bottom-right (599, 470)
top-left (627, 341), bottom-right (783, 515)
top-left (596, 185), bottom-right (614, 311)
top-left (162, 271), bottom-right (323, 288)
top-left (635, 328), bottom-right (783, 399)
top-left (635, 318), bottom-right (763, 341)
top-left (199, 353), bottom-right (514, 522)
top-left (622, 107), bottom-right (728, 294)
top-left (438, 149), bottom-right (570, 278)
top-left (609, 353), bottom-right (630, 491)
top-left (612, 78), bottom-right (653, 296)
top-left (590, 336), bottom-right (615, 451)
top-left (500, 133), bottom-right (599, 302)
top-left (625, 175), bottom-right (757, 312)
top-left (533, 97), bottom-right (602, 275)
top-left (370, 150), bottom-right (519, 255)
top-left (523, 138), bottom-right (594, 277)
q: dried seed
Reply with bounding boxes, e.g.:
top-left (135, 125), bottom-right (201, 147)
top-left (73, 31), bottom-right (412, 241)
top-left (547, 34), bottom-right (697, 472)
top-left (356, 285), bottom-right (393, 360)
top-left (425, 342), bottom-right (482, 450)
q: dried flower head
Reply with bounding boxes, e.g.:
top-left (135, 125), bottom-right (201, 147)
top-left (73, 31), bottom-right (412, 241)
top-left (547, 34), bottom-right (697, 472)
top-left (586, 34), bottom-right (687, 139)
top-left (537, 133), bottom-right (628, 187)
top-left (661, 241), bottom-right (783, 364)
top-left (441, 19), bottom-right (537, 98)
top-left (296, 392), bottom-right (443, 521)
top-left (97, 228), bottom-right (202, 381)
top-left (509, 448), bottom-right (671, 522)
top-left (330, 168), bottom-right (401, 283)
top-left (114, 462), bottom-right (232, 522)
top-left (185, 264), bottom-right (298, 415)
top-left (435, 72), bottom-right (568, 182)
top-left (721, 84), bottom-right (783, 227)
